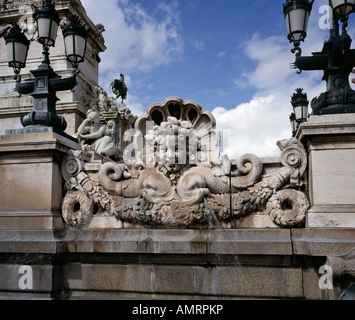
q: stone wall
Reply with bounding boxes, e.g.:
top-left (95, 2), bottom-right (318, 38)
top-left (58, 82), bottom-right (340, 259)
top-left (1, 98), bottom-right (355, 300)
top-left (0, 227), bottom-right (354, 300)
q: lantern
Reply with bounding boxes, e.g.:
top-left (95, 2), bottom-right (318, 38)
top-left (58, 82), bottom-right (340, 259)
top-left (62, 15), bottom-right (89, 69)
top-left (4, 23), bottom-right (30, 74)
top-left (34, 0), bottom-right (61, 47)
top-left (283, 0), bottom-right (314, 46)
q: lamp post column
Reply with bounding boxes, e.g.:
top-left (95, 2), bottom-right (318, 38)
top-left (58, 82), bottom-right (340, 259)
top-left (20, 47), bottom-right (68, 131)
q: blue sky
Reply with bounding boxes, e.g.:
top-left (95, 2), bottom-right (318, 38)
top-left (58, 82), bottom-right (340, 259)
top-left (80, 0), bottom-right (355, 158)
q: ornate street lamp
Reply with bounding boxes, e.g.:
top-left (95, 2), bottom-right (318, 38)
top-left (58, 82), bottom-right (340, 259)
top-left (291, 88), bottom-right (309, 123)
top-left (62, 15), bottom-right (89, 69)
top-left (283, 0), bottom-right (355, 115)
top-left (330, 0), bottom-right (355, 18)
top-left (3, 23), bottom-right (30, 75)
top-left (283, 0), bottom-right (314, 56)
top-left (2, 0), bottom-right (88, 134)
top-left (289, 112), bottom-right (298, 137)
top-left (34, 0), bottom-right (60, 48)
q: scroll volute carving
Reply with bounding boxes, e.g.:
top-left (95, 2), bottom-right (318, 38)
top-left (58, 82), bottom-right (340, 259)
top-left (278, 138), bottom-right (307, 187)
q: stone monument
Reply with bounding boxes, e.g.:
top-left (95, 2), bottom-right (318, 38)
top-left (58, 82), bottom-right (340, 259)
top-left (0, 0), bottom-right (354, 301)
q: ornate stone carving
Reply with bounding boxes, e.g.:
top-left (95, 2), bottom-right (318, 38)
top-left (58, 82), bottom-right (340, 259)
top-left (278, 138), bottom-right (307, 187)
top-left (74, 85), bottom-right (137, 161)
top-left (267, 189), bottom-right (309, 227)
top-left (74, 110), bottom-right (119, 159)
top-left (0, 0), bottom-right (80, 11)
top-left (17, 3), bottom-right (39, 40)
top-left (62, 190), bottom-right (94, 229)
top-left (61, 97), bottom-right (310, 229)
top-left (61, 150), bottom-right (113, 228)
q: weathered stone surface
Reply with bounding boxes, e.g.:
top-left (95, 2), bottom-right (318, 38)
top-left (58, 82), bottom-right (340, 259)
top-left (61, 229), bottom-right (293, 256)
top-left (0, 264), bottom-right (57, 293)
top-left (298, 114), bottom-right (355, 228)
top-left (303, 268), bottom-right (327, 300)
top-left (62, 98), bottom-right (309, 230)
top-left (0, 214), bottom-right (64, 231)
top-left (292, 229), bottom-right (355, 256)
top-left (0, 1), bottom-right (354, 302)
top-left (309, 146), bottom-right (355, 206)
top-left (0, 132), bottom-right (80, 230)
top-left (307, 207), bottom-right (355, 228)
top-left (0, 227), bottom-right (351, 299)
top-left (61, 263), bottom-right (303, 299)
top-left (0, 229), bottom-right (293, 256)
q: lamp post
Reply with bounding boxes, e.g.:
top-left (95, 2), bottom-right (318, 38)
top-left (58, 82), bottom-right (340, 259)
top-left (291, 88), bottom-right (309, 123)
top-left (283, 0), bottom-right (355, 115)
top-left (289, 88), bottom-right (309, 135)
top-left (3, 0), bottom-right (88, 134)
top-left (289, 88), bottom-right (309, 136)
top-left (3, 23), bottom-right (30, 76)
top-left (283, 0), bottom-right (314, 57)
top-left (290, 112), bottom-right (298, 137)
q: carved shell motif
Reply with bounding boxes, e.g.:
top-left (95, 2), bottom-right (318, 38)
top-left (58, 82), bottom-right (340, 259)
top-left (135, 97), bottom-right (217, 135)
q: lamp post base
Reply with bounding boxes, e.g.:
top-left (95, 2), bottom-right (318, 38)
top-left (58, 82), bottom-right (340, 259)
top-left (311, 71), bottom-right (355, 115)
top-left (21, 111), bottom-right (67, 132)
top-left (15, 48), bottom-right (77, 134)
top-left (5, 126), bottom-right (78, 143)
top-left (312, 103), bottom-right (355, 115)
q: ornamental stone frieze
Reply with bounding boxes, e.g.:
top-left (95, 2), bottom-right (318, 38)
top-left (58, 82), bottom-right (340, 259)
top-left (61, 97), bottom-right (310, 229)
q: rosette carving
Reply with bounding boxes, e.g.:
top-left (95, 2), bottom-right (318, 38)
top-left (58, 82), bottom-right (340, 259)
top-left (267, 189), bottom-right (309, 227)
top-left (62, 190), bottom-right (95, 229)
top-left (61, 150), bottom-right (91, 189)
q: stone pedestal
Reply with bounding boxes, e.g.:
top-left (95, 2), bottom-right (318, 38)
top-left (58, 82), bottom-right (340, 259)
top-left (297, 114), bottom-right (355, 228)
top-left (0, 131), bottom-right (80, 231)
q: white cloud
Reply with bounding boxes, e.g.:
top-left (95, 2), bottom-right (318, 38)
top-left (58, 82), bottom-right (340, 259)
top-left (193, 40), bottom-right (205, 51)
top-left (213, 94), bottom-right (291, 159)
top-left (79, 0), bottom-right (355, 161)
top-left (213, 18), bottom-right (329, 159)
top-left (81, 0), bottom-right (183, 91)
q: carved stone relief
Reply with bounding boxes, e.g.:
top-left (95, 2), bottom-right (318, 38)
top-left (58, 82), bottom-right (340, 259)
top-left (61, 97), bottom-right (310, 229)
top-left (74, 86), bottom-right (137, 161)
